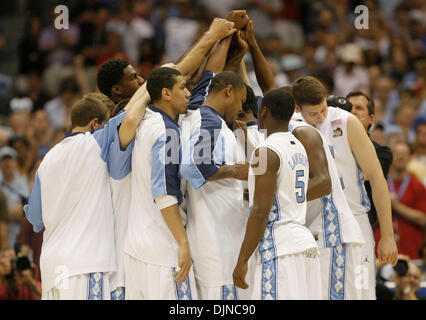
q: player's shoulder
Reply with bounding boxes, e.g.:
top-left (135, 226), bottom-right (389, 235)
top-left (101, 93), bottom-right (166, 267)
top-left (326, 106), bottom-right (351, 122)
top-left (199, 106), bottom-right (224, 129)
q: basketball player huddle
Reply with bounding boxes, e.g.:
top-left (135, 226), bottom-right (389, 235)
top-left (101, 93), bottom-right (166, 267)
top-left (24, 10), bottom-right (398, 300)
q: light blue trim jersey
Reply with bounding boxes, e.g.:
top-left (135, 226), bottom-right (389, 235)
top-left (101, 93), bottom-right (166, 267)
top-left (179, 104), bottom-right (247, 287)
top-left (124, 106), bottom-right (184, 267)
top-left (249, 132), bottom-right (318, 263)
top-left (23, 111), bottom-right (133, 293)
top-left (187, 70), bottom-right (215, 111)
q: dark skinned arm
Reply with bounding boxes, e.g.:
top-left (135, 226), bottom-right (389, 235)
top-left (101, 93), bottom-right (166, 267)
top-left (292, 126), bottom-right (331, 201)
top-left (207, 163), bottom-right (249, 182)
top-left (233, 147), bottom-right (279, 289)
top-left (204, 36), bottom-right (233, 74)
top-left (244, 19), bottom-right (276, 94)
top-left (176, 18), bottom-right (236, 81)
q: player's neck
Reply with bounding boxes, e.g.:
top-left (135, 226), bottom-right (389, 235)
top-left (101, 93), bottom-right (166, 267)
top-left (152, 102), bottom-right (179, 122)
top-left (72, 125), bottom-right (90, 133)
top-left (266, 121), bottom-right (289, 137)
top-left (203, 96), bottom-right (225, 117)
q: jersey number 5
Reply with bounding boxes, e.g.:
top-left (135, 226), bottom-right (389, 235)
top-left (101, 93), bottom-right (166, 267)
top-left (295, 170), bottom-right (306, 203)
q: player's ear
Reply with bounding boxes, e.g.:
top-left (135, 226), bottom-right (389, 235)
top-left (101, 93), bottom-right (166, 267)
top-left (111, 85), bottom-right (122, 97)
top-left (88, 118), bottom-right (99, 131)
top-left (295, 104), bottom-right (301, 112)
top-left (224, 85), bottom-right (233, 98)
top-left (161, 88), bottom-right (171, 101)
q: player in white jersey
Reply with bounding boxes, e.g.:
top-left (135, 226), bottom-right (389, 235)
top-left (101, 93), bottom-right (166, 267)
top-left (23, 83), bottom-right (150, 299)
top-left (179, 71), bottom-right (248, 300)
top-left (124, 67), bottom-right (198, 300)
top-left (233, 89), bottom-right (321, 300)
top-left (289, 119), bottom-right (365, 299)
top-left (292, 76), bottom-right (398, 299)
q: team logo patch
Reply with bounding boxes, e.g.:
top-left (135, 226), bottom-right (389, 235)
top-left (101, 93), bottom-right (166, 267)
top-left (333, 127), bottom-right (343, 138)
top-left (331, 119), bottom-right (342, 127)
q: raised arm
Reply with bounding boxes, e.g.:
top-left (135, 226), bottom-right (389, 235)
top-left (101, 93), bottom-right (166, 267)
top-left (233, 147), bottom-right (279, 289)
top-left (292, 126), bottom-right (331, 201)
top-left (347, 114), bottom-right (398, 265)
top-left (204, 36), bottom-right (233, 74)
top-left (224, 30), bottom-right (248, 73)
top-left (244, 19), bottom-right (276, 94)
top-left (176, 18), bottom-right (237, 81)
top-left (119, 82), bottom-right (150, 149)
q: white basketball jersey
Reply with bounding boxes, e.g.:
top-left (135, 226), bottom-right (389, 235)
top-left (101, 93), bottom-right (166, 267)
top-left (246, 121), bottom-right (266, 161)
top-left (124, 107), bottom-right (184, 268)
top-left (179, 106), bottom-right (247, 287)
top-left (24, 111), bottom-right (135, 293)
top-left (109, 174), bottom-right (131, 291)
top-left (248, 132), bottom-right (318, 263)
top-left (289, 120), bottom-right (364, 248)
top-left (293, 108), bottom-right (371, 215)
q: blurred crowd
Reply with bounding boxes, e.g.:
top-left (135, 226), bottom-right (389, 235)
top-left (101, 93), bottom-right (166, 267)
top-left (0, 0), bottom-right (425, 299)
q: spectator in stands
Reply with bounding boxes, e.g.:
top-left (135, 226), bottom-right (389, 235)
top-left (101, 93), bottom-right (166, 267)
top-left (9, 137), bottom-right (33, 177)
top-left (372, 98), bottom-right (385, 126)
top-left (384, 104), bottom-right (418, 144)
top-left (240, 0), bottom-right (282, 39)
top-left (333, 43), bottom-right (369, 96)
top-left (43, 78), bottom-right (81, 130)
top-left (77, 6), bottom-right (109, 66)
top-left (39, 6), bottom-right (80, 67)
top-left (23, 72), bottom-right (51, 112)
top-left (419, 242), bottom-right (426, 280)
top-left (0, 147), bottom-right (30, 249)
top-left (374, 140), bottom-right (426, 259)
top-left (373, 75), bottom-right (400, 127)
top-left (393, 259), bottom-right (423, 300)
top-left (408, 121), bottom-right (426, 186)
top-left (26, 109), bottom-right (54, 160)
top-left (0, 190), bottom-right (8, 250)
top-left (0, 248), bottom-right (41, 300)
top-left (8, 111), bottom-right (30, 138)
top-left (96, 31), bottom-right (129, 67)
top-left (18, 16), bottom-right (44, 75)
top-left (120, 0), bottom-right (154, 65)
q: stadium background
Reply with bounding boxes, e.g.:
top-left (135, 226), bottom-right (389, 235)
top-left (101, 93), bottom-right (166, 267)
top-left (0, 0), bottom-right (424, 299)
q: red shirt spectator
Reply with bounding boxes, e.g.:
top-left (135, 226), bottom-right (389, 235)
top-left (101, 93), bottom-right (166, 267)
top-left (17, 218), bottom-right (44, 282)
top-left (374, 141), bottom-right (426, 259)
top-left (0, 280), bottom-right (40, 300)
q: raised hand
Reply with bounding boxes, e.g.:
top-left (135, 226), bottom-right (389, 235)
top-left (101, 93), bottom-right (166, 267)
top-left (207, 18), bottom-right (237, 40)
top-left (225, 31), bottom-right (249, 71)
top-left (244, 18), bottom-right (256, 47)
top-left (226, 10), bottom-right (249, 30)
